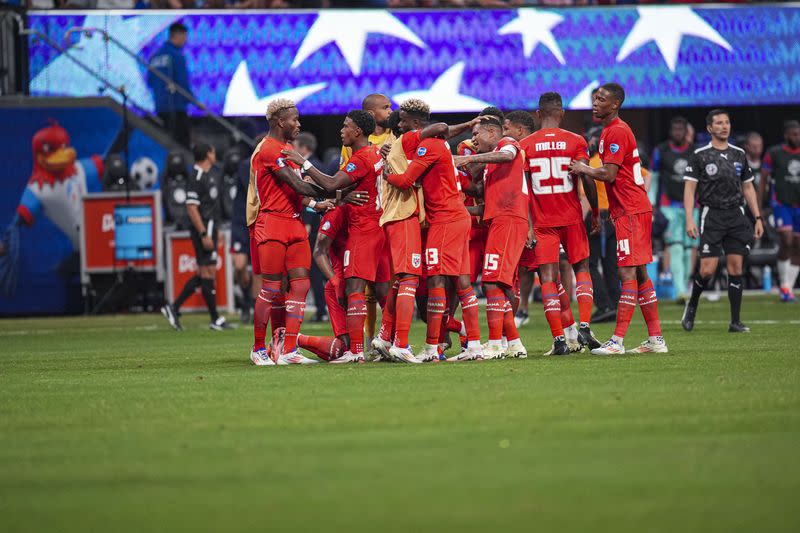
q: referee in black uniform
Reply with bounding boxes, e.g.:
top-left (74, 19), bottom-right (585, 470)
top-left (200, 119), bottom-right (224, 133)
top-left (162, 142), bottom-right (233, 331)
top-left (681, 109), bottom-right (764, 333)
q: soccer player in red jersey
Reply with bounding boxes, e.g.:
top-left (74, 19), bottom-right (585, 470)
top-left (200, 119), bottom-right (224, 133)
top-left (283, 111), bottom-right (385, 363)
top-left (521, 92), bottom-right (602, 355)
top-left (454, 116), bottom-right (530, 360)
top-left (386, 131), bottom-right (484, 362)
top-left (569, 83), bottom-right (667, 354)
top-left (249, 99), bottom-right (325, 365)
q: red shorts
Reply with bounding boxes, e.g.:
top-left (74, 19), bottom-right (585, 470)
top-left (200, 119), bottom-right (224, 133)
top-left (518, 246), bottom-right (538, 271)
top-left (534, 222), bottom-right (590, 265)
top-left (376, 238), bottom-right (392, 283)
top-left (482, 215), bottom-right (528, 287)
top-left (614, 212), bottom-right (653, 267)
top-left (344, 225), bottom-right (387, 282)
top-left (384, 216), bottom-right (422, 276)
top-left (248, 225), bottom-right (260, 275)
top-left (425, 217), bottom-right (471, 277)
top-left (469, 225), bottom-right (488, 283)
top-left (254, 213), bottom-right (310, 275)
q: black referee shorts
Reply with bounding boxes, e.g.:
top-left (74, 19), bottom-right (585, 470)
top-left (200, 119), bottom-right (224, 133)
top-left (190, 224), bottom-right (219, 267)
top-left (698, 206), bottom-right (754, 258)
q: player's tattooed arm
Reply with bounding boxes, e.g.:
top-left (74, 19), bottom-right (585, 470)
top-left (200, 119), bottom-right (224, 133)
top-left (421, 116), bottom-right (493, 140)
top-left (453, 149), bottom-right (514, 167)
top-left (281, 149), bottom-right (352, 191)
top-left (273, 166), bottom-right (326, 197)
top-left (569, 160), bottom-right (619, 183)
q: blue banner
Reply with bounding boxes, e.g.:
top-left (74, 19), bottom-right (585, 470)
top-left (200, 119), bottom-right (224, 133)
top-left (28, 6), bottom-right (800, 116)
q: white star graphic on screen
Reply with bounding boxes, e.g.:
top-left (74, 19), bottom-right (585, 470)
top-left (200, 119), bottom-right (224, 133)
top-left (291, 10), bottom-right (426, 76)
top-left (616, 6), bottom-right (733, 72)
top-left (222, 61), bottom-right (326, 116)
top-left (392, 62), bottom-right (489, 113)
top-left (498, 9), bottom-right (566, 64)
top-left (568, 80), bottom-right (600, 110)
top-left (30, 13), bottom-right (183, 111)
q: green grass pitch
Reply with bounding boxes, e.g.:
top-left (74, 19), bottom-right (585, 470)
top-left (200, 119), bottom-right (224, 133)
top-left (1, 296), bottom-right (799, 532)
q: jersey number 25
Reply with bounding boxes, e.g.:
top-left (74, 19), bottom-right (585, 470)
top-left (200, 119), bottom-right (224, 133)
top-left (529, 157), bottom-right (573, 195)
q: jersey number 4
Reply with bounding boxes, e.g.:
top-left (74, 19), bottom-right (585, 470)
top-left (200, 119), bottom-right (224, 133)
top-left (529, 157), bottom-right (573, 194)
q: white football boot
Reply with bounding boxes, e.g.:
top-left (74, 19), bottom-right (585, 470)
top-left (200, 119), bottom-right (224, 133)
top-left (627, 337), bottom-right (669, 354)
top-left (389, 345), bottom-right (421, 364)
top-left (250, 347), bottom-right (275, 366)
top-left (591, 338), bottom-right (626, 356)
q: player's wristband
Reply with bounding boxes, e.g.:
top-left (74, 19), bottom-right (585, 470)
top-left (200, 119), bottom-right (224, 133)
top-left (302, 159), bottom-right (313, 172)
top-left (307, 199), bottom-right (317, 209)
top-left (335, 189), bottom-right (343, 202)
top-left (755, 215), bottom-right (763, 221)
top-left (200, 230), bottom-right (207, 237)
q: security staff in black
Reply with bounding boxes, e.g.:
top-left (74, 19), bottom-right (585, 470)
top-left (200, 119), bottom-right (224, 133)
top-left (161, 142), bottom-right (233, 331)
top-left (681, 109), bottom-right (764, 334)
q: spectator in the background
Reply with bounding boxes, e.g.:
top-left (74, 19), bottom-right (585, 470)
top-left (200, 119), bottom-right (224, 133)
top-left (685, 122), bottom-right (696, 147)
top-left (652, 116), bottom-right (696, 302)
top-left (295, 132), bottom-right (328, 322)
top-left (743, 131), bottom-right (764, 186)
top-left (147, 22), bottom-right (193, 148)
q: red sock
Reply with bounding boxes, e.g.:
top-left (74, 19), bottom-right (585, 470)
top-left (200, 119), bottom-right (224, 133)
top-left (485, 287), bottom-right (506, 341)
top-left (575, 271), bottom-right (593, 326)
top-left (426, 287), bottom-right (446, 346)
top-left (283, 277), bottom-right (310, 353)
top-left (298, 334), bottom-right (344, 362)
top-left (557, 280), bottom-right (575, 328)
top-left (503, 299), bottom-right (520, 341)
top-left (614, 279), bottom-right (638, 340)
top-left (457, 286), bottom-right (480, 342)
top-left (438, 301), bottom-right (451, 344)
top-left (542, 281), bottom-right (564, 338)
top-left (346, 291), bottom-right (367, 354)
top-left (378, 280), bottom-right (398, 342)
top-left (394, 276), bottom-right (418, 347)
top-left (637, 279), bottom-right (662, 337)
top-left (253, 279), bottom-right (281, 350)
top-left (324, 280), bottom-right (347, 338)
top-left (271, 292), bottom-right (286, 334)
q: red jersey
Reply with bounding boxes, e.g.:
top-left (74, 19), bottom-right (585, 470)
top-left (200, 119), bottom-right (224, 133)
top-left (599, 117), bottom-right (651, 219)
top-left (342, 144), bottom-right (383, 231)
top-left (319, 205), bottom-right (348, 261)
top-left (483, 137), bottom-right (528, 222)
top-left (520, 128), bottom-right (589, 227)
top-left (252, 137), bottom-right (304, 218)
top-left (387, 138), bottom-right (468, 225)
top-left (401, 130), bottom-right (422, 160)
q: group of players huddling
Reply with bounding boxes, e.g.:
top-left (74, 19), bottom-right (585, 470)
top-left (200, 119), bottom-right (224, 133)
top-left (163, 80), bottom-right (779, 364)
top-left (230, 81), bottom-right (684, 366)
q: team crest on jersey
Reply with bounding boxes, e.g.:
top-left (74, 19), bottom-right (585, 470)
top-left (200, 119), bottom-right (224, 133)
top-left (321, 221), bottom-right (331, 231)
top-left (277, 157), bottom-right (286, 168)
top-left (705, 163), bottom-right (718, 176)
top-left (346, 162), bottom-right (356, 173)
top-left (411, 253), bottom-right (421, 268)
top-left (734, 162), bottom-right (743, 176)
top-left (788, 160), bottom-right (800, 176)
top-left (609, 143), bottom-right (620, 154)
top-left (209, 186), bottom-right (218, 199)
top-left (417, 147), bottom-right (427, 157)
top-left (598, 140), bottom-right (604, 154)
